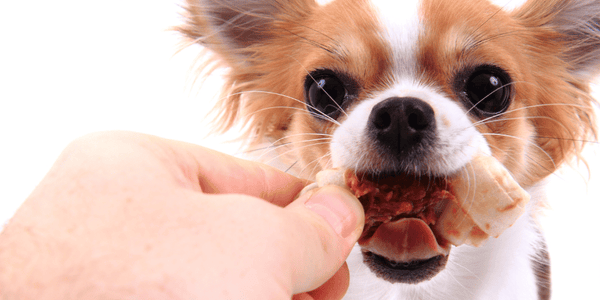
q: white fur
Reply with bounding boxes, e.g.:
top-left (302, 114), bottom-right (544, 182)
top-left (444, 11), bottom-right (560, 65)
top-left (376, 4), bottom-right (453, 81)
top-left (331, 80), bottom-right (489, 175)
top-left (330, 2), bottom-right (542, 298)
top-left (332, 79), bottom-right (542, 300)
top-left (330, 76), bottom-right (542, 300)
top-left (330, 76), bottom-right (544, 300)
top-left (332, 0), bottom-right (490, 176)
top-left (369, 0), bottom-right (422, 78)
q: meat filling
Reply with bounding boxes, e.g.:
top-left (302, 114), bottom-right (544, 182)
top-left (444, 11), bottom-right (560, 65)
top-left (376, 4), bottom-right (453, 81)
top-left (343, 171), bottom-right (454, 245)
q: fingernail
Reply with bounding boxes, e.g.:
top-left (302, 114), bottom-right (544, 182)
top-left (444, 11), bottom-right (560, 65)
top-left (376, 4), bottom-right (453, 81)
top-left (305, 186), bottom-right (364, 239)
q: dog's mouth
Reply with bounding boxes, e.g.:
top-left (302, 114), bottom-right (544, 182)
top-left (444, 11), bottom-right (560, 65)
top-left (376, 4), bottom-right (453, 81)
top-left (345, 172), bottom-right (455, 284)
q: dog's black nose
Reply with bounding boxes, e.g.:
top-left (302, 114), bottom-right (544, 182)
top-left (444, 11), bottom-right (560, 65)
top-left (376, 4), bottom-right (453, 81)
top-left (368, 97), bottom-right (436, 156)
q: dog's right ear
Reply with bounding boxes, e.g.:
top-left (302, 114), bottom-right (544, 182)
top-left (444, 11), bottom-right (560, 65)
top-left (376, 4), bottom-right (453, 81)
top-left (178, 0), bottom-right (316, 139)
top-left (179, 0), bottom-right (313, 65)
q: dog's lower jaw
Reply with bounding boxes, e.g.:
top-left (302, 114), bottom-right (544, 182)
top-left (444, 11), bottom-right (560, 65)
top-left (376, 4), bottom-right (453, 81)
top-left (343, 184), bottom-right (547, 300)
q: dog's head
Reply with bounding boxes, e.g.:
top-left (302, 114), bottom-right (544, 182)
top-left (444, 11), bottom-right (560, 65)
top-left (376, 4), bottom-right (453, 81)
top-left (180, 0), bottom-right (599, 285)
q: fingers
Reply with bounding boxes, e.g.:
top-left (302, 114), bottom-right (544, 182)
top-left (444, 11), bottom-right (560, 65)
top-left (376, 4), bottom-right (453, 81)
top-left (186, 146), bottom-right (309, 206)
top-left (139, 133), bottom-right (309, 206)
top-left (28, 132), bottom-right (364, 299)
top-left (284, 185), bottom-right (364, 295)
top-left (64, 131), bottom-right (309, 207)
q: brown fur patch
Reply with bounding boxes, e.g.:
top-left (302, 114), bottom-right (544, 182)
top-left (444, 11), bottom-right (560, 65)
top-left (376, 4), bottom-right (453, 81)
top-left (179, 0), bottom-right (597, 181)
top-left (180, 0), bottom-right (396, 175)
top-left (416, 0), bottom-right (597, 186)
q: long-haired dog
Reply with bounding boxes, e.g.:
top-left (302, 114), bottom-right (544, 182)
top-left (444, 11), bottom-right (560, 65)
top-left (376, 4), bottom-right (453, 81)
top-left (178, 0), bottom-right (599, 299)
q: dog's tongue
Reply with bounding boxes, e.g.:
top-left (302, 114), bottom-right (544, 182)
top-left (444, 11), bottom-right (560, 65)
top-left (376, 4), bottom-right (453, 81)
top-left (360, 218), bottom-right (450, 262)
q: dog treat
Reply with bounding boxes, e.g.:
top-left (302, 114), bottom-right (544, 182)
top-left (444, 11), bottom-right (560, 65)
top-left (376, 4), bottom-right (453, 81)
top-left (434, 155), bottom-right (531, 246)
top-left (303, 154), bottom-right (530, 248)
top-left (344, 171), bottom-right (451, 244)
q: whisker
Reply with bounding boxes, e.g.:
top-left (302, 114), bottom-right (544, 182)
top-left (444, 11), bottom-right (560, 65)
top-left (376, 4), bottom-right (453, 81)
top-left (264, 140), bottom-right (332, 165)
top-left (297, 153), bottom-right (332, 179)
top-left (285, 160), bottom-right (299, 174)
top-left (220, 90), bottom-right (341, 126)
top-left (238, 142), bottom-right (291, 155)
top-left (463, 81), bottom-right (517, 117)
top-left (258, 132), bottom-right (333, 157)
top-left (245, 105), bottom-right (340, 127)
top-left (532, 136), bottom-right (599, 144)
top-left (474, 115), bottom-right (569, 130)
top-left (259, 137), bottom-right (333, 162)
top-left (471, 102), bottom-right (595, 129)
top-left (450, 259), bottom-right (484, 285)
top-left (481, 132), bottom-right (557, 171)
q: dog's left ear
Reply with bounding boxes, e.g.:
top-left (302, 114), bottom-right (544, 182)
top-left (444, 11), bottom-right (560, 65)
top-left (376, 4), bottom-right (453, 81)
top-left (511, 0), bottom-right (599, 180)
top-left (515, 0), bottom-right (600, 81)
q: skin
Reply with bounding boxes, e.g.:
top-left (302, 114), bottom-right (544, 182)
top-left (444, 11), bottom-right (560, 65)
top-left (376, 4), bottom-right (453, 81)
top-left (0, 131), bottom-right (365, 300)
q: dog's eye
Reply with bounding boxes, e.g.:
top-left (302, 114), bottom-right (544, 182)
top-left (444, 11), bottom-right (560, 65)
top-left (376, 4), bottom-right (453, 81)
top-left (463, 66), bottom-right (511, 115)
top-left (306, 74), bottom-right (347, 119)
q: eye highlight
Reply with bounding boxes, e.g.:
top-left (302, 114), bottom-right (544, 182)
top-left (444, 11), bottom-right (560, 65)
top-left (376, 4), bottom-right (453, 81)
top-left (458, 65), bottom-right (512, 116)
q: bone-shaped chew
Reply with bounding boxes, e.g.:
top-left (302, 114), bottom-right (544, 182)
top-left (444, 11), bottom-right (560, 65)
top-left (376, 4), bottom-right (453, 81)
top-left (434, 155), bottom-right (530, 246)
top-left (301, 154), bottom-right (530, 247)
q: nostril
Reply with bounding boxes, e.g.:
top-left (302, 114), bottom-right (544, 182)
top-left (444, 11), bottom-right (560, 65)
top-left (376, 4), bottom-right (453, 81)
top-left (407, 109), bottom-right (430, 131)
top-left (374, 110), bottom-right (392, 130)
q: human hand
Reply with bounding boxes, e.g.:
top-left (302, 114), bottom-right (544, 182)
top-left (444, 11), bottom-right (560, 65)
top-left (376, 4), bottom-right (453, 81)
top-left (0, 131), bottom-right (364, 300)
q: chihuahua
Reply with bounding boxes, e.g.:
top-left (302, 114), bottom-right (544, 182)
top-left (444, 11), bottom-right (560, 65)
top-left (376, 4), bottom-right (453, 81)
top-left (178, 0), bottom-right (599, 299)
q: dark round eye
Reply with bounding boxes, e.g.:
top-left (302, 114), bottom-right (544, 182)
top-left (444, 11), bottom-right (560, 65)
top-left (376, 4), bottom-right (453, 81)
top-left (306, 74), bottom-right (347, 120)
top-left (464, 66), bottom-right (512, 115)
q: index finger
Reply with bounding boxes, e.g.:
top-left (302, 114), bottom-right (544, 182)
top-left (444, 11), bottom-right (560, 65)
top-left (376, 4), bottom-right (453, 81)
top-left (166, 139), bottom-right (310, 206)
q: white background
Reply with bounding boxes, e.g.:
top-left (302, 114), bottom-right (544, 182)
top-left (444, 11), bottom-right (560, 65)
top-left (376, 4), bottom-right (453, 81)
top-left (1, 0), bottom-right (598, 298)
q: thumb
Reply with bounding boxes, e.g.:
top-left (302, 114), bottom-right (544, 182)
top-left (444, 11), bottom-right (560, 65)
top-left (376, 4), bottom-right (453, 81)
top-left (284, 185), bottom-right (364, 295)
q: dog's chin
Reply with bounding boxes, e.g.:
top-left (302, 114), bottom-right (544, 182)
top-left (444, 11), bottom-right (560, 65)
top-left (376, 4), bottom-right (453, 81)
top-left (362, 251), bottom-right (449, 284)
top-left (359, 219), bottom-right (451, 284)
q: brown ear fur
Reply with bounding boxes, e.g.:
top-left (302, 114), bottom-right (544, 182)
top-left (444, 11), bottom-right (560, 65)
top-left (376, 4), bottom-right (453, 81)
top-left (178, 0), bottom-right (315, 144)
top-left (513, 0), bottom-right (599, 178)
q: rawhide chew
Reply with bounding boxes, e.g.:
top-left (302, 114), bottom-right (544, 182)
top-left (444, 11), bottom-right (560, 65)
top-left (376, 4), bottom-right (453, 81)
top-left (435, 155), bottom-right (531, 246)
top-left (303, 168), bottom-right (453, 248)
top-left (301, 154), bottom-right (530, 248)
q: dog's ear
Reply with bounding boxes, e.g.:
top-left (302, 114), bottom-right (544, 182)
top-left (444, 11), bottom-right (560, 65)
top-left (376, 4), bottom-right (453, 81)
top-left (515, 0), bottom-right (600, 82)
top-left (179, 0), bottom-right (313, 65)
top-left (178, 0), bottom-right (315, 140)
top-left (511, 0), bottom-right (599, 179)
